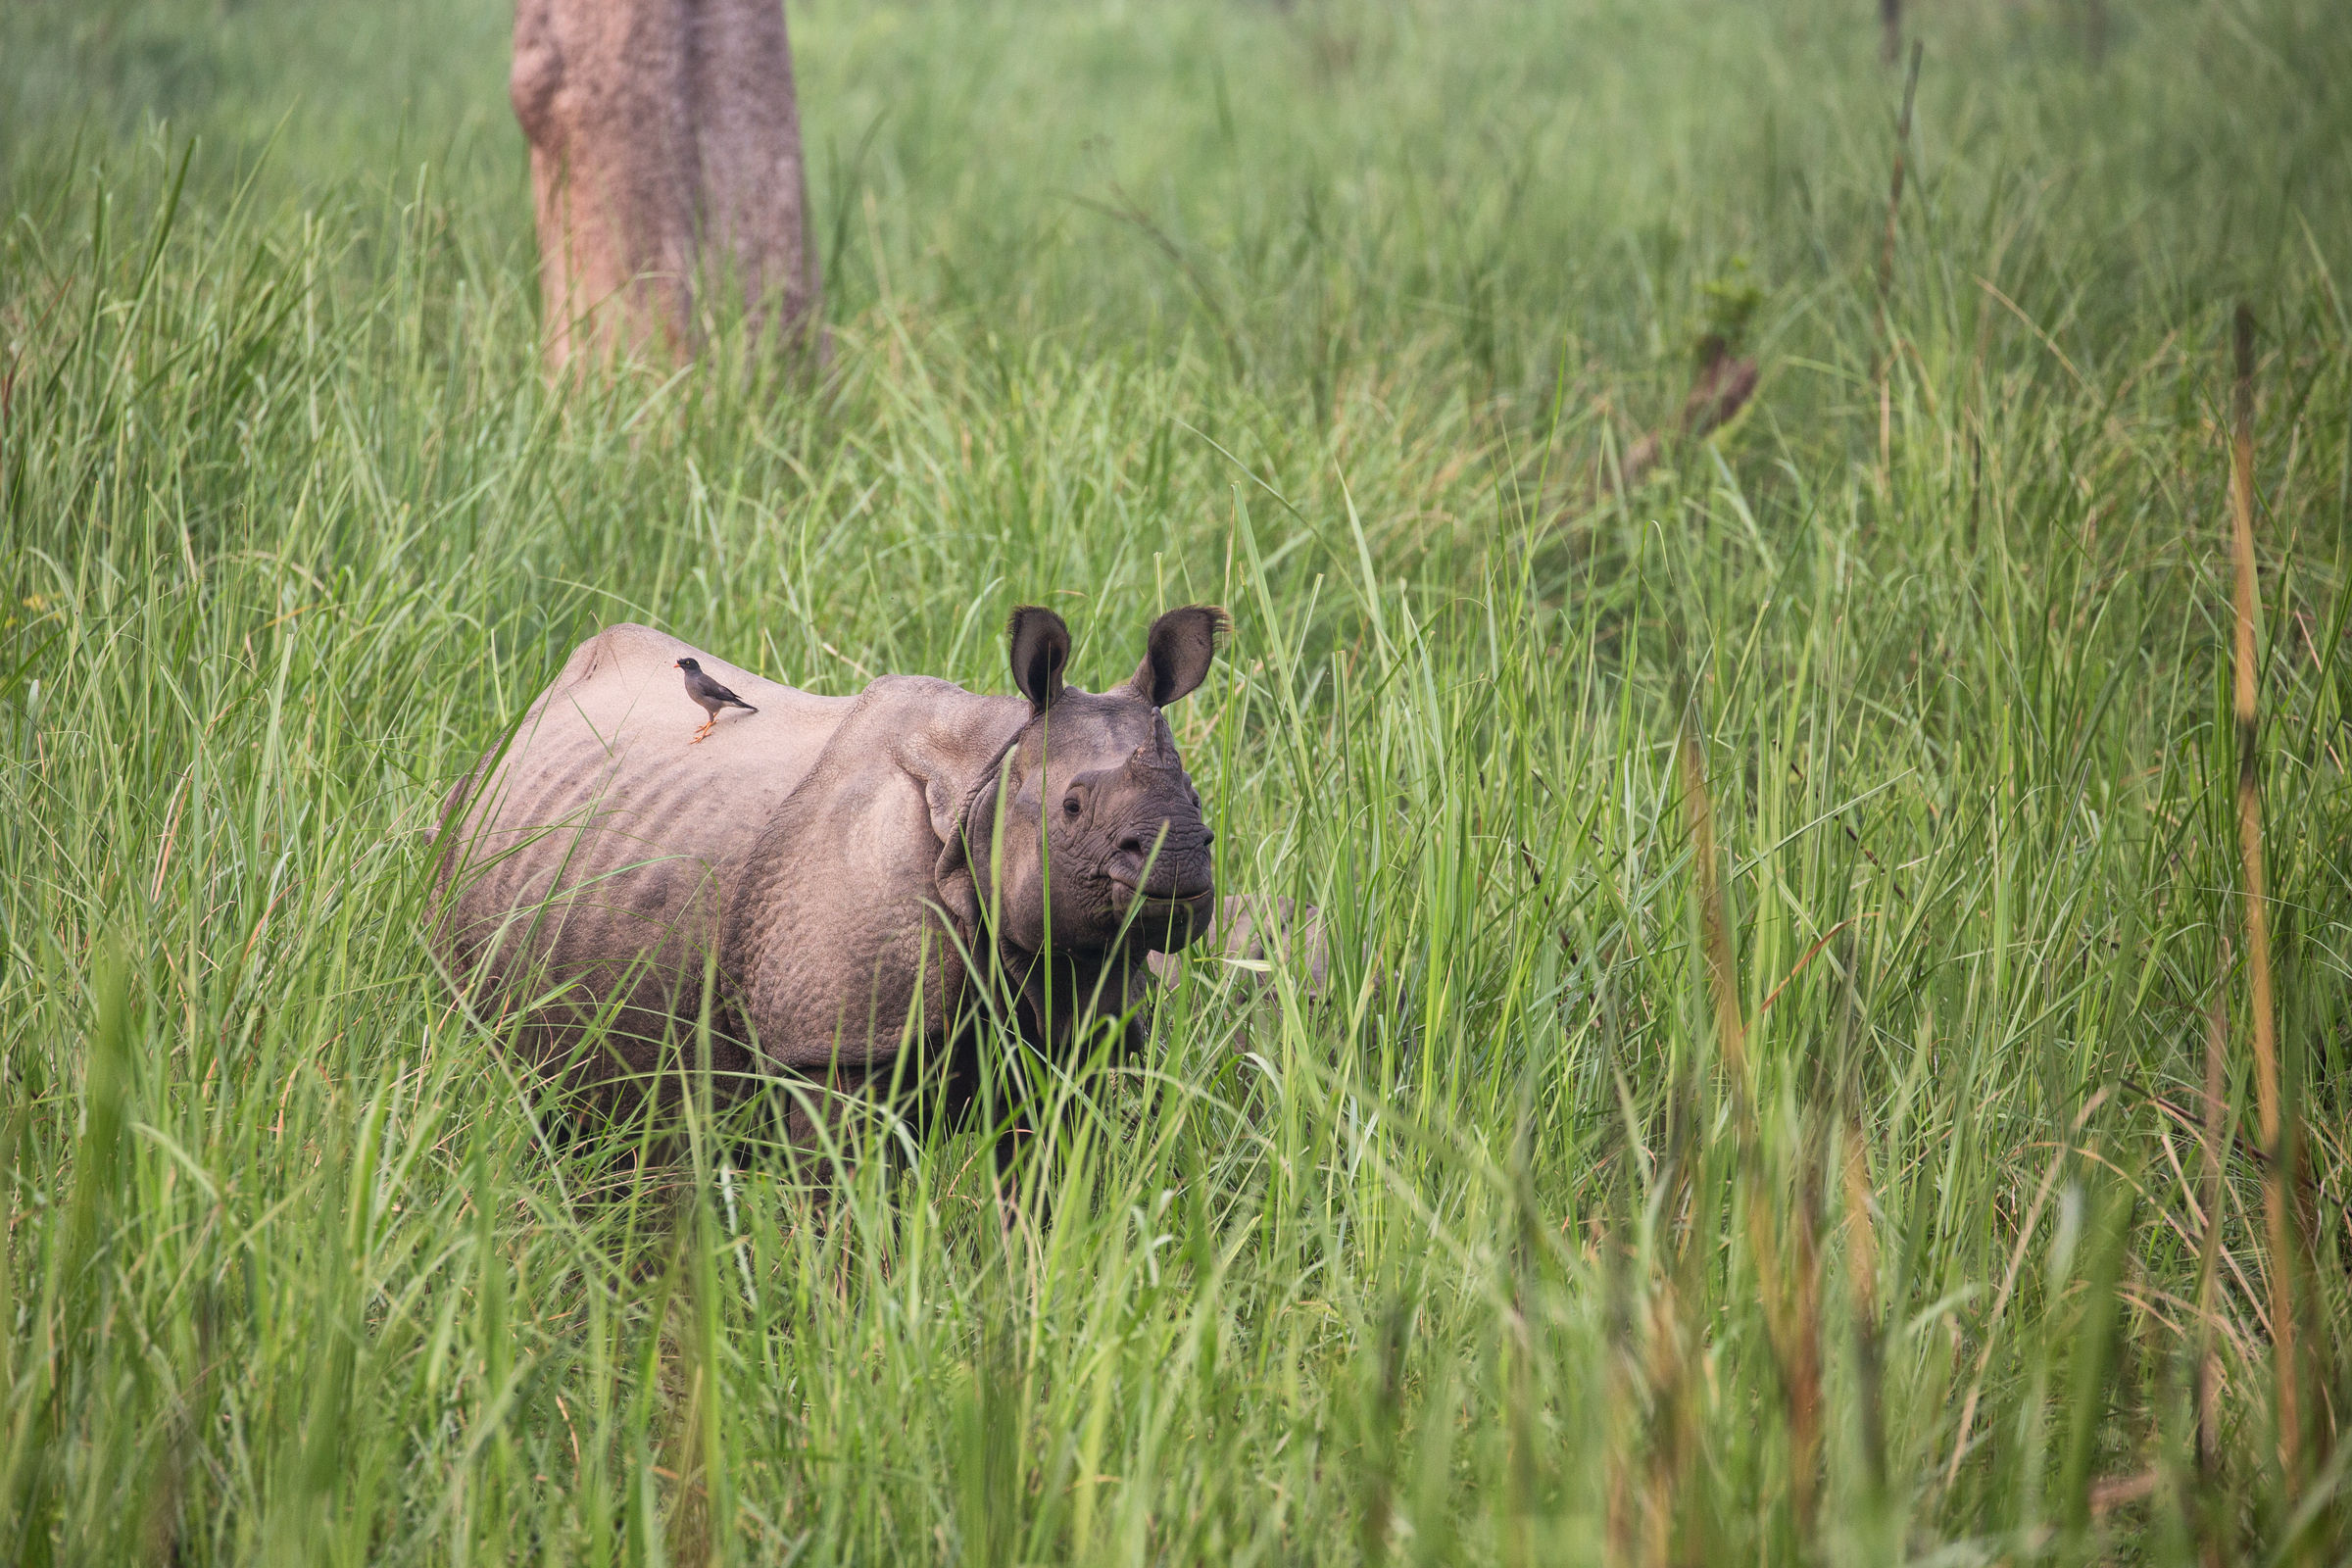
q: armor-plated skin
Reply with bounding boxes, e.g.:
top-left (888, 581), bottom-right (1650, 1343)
top-left (432, 609), bottom-right (1226, 1134)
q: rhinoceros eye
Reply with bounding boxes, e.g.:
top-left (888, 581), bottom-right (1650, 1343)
top-left (1062, 796), bottom-right (1083, 817)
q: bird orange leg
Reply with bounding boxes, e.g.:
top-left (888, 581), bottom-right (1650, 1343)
top-left (691, 718), bottom-right (716, 743)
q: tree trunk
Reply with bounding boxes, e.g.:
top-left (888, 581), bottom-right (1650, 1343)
top-left (510, 0), bottom-right (820, 370)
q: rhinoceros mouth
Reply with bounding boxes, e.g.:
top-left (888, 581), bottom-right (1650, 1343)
top-left (1109, 874), bottom-right (1215, 907)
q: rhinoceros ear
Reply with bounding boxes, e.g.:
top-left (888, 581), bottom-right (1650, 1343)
top-left (1007, 606), bottom-right (1070, 714)
top-left (1128, 606), bottom-right (1228, 707)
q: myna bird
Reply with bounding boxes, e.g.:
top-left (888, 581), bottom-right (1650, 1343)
top-left (674, 658), bottom-right (759, 742)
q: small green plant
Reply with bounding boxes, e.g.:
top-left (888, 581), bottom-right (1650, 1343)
top-left (1694, 257), bottom-right (1763, 364)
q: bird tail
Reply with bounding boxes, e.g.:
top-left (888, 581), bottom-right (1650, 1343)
top-left (738, 701), bottom-right (760, 713)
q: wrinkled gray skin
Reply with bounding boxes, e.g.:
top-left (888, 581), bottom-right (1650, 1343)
top-left (433, 607), bottom-right (1225, 1142)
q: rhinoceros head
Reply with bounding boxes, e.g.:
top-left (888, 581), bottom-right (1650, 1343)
top-left (952, 604), bottom-right (1225, 959)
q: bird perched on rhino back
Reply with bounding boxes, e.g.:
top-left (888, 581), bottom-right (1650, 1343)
top-left (675, 656), bottom-right (759, 742)
top-left (431, 605), bottom-right (1228, 1157)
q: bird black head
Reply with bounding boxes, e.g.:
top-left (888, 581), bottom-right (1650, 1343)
top-left (674, 658), bottom-right (701, 672)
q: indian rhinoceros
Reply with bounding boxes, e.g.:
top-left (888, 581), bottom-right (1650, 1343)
top-left (432, 605), bottom-right (1232, 1146)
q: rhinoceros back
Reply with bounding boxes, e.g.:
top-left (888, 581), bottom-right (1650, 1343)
top-left (434, 622), bottom-right (856, 1085)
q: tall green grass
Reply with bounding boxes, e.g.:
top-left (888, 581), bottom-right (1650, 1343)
top-left (3, 0), bottom-right (2349, 1561)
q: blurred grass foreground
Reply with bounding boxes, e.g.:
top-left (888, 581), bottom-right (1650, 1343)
top-left (3, 0), bottom-right (2351, 1562)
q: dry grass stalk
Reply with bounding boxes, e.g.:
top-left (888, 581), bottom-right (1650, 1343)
top-left (1680, 718), bottom-right (1748, 1091)
top-left (2193, 985), bottom-right (2228, 1566)
top-left (1879, 0), bottom-right (1902, 67)
top-left (1681, 716), bottom-right (1822, 1542)
top-left (1641, 1281), bottom-right (1695, 1568)
top-left (1842, 1119), bottom-right (1888, 1494)
top-left (1781, 1154), bottom-right (1824, 1537)
top-left (2227, 303), bottom-right (2298, 1484)
top-left (1876, 43), bottom-right (1923, 473)
top-left (1740, 1146), bottom-right (1824, 1541)
top-left (1603, 1238), bottom-right (1640, 1568)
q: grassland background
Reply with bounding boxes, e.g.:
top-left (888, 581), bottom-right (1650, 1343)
top-left (3, 0), bottom-right (2350, 1562)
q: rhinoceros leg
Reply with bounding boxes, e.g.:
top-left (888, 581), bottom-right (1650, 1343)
top-left (926, 945), bottom-right (1163, 1204)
